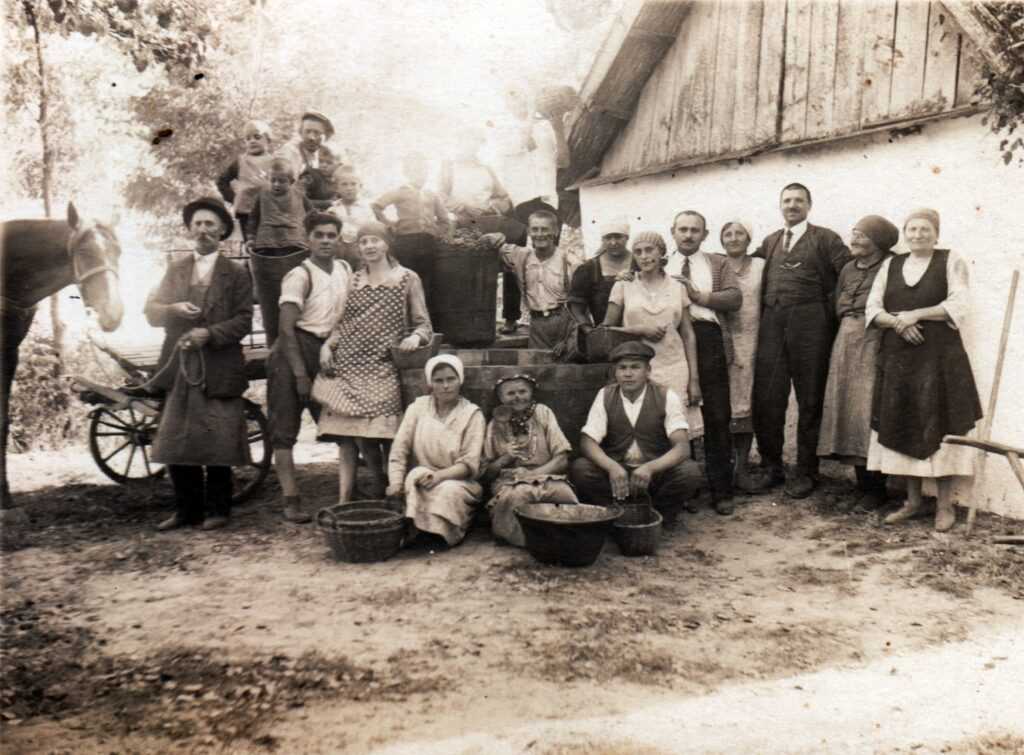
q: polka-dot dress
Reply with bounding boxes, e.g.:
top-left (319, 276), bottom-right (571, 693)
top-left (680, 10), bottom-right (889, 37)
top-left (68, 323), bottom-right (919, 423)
top-left (315, 269), bottom-right (410, 439)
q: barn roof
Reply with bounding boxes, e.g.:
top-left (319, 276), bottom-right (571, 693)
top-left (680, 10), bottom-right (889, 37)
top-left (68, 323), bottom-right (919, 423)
top-left (560, 0), bottom-right (1014, 192)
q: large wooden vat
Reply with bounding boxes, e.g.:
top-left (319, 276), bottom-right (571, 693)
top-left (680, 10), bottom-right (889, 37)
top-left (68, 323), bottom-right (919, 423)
top-left (429, 246), bottom-right (500, 348)
top-left (400, 349), bottom-right (612, 449)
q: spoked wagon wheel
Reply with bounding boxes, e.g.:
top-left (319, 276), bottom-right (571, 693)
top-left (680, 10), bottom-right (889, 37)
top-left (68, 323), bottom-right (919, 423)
top-left (233, 400), bottom-right (272, 505)
top-left (88, 404), bottom-right (165, 484)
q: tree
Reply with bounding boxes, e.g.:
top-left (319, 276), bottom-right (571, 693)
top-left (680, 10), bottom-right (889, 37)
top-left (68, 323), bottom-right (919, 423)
top-left (973, 2), bottom-right (1024, 165)
top-left (6, 0), bottom-right (214, 362)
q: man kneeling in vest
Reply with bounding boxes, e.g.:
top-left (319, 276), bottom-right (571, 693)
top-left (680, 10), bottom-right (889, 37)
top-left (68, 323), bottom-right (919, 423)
top-left (571, 341), bottom-right (701, 527)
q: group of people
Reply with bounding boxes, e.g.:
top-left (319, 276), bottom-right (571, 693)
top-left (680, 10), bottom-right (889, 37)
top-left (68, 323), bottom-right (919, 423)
top-left (143, 103), bottom-right (981, 541)
top-left (557, 186), bottom-right (981, 532)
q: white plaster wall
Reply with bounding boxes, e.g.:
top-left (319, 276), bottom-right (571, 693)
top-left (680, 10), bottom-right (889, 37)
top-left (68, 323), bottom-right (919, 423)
top-left (580, 114), bottom-right (1024, 519)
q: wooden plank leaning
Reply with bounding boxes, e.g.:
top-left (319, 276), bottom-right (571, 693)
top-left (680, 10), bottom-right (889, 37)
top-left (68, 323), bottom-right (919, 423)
top-left (943, 268), bottom-right (1020, 535)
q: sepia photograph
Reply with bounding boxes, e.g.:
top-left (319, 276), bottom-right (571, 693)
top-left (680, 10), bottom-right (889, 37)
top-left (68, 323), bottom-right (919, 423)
top-left (1, 0), bottom-right (1022, 752)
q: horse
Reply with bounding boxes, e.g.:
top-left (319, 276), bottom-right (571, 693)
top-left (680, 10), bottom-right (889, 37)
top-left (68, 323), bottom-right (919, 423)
top-left (0, 202), bottom-right (124, 511)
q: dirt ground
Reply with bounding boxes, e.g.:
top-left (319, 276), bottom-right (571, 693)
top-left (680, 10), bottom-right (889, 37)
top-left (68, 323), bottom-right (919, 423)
top-left (2, 442), bottom-right (1023, 755)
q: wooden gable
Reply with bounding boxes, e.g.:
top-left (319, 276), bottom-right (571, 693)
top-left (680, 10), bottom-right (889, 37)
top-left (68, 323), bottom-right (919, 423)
top-left (596, 0), bottom-right (988, 183)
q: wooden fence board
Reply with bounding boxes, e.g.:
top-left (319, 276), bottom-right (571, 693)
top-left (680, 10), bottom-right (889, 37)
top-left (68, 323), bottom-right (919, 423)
top-left (710, 0), bottom-right (740, 155)
top-left (890, 0), bottom-right (932, 117)
top-left (922, 0), bottom-right (962, 109)
top-left (832, 0), bottom-right (869, 129)
top-left (805, 0), bottom-right (840, 138)
top-left (862, 0), bottom-right (899, 125)
top-left (730, 0), bottom-right (766, 150)
top-left (781, 0), bottom-right (813, 142)
top-left (755, 0), bottom-right (787, 145)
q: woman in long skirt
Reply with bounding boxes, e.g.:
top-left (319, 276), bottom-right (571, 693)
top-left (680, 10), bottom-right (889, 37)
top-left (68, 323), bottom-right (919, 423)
top-left (387, 355), bottom-right (486, 547)
top-left (865, 208), bottom-right (982, 532)
top-left (817, 215), bottom-right (898, 510)
top-left (720, 219), bottom-right (765, 491)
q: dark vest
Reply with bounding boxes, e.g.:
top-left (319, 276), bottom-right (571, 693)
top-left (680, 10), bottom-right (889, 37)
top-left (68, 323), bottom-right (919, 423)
top-left (254, 186), bottom-right (307, 249)
top-left (602, 383), bottom-right (672, 462)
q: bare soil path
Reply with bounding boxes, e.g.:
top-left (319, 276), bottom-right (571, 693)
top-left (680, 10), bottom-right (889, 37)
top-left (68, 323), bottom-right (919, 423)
top-left (2, 443), bottom-right (1022, 754)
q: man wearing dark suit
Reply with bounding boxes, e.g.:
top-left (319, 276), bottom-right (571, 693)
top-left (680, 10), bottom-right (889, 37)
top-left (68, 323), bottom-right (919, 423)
top-left (666, 211), bottom-right (742, 513)
top-left (752, 183), bottom-right (849, 498)
top-left (145, 197), bottom-right (254, 531)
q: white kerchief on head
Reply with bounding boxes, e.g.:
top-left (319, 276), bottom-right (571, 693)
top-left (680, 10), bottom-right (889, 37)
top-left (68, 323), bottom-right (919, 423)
top-left (424, 354), bottom-right (465, 385)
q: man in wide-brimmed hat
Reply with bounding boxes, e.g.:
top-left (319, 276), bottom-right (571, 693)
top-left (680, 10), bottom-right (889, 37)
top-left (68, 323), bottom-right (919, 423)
top-left (571, 340), bottom-right (701, 528)
top-left (145, 196), bottom-right (254, 532)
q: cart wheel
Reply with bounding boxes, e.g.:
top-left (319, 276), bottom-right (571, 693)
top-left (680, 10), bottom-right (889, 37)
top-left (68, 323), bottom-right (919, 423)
top-left (232, 401), bottom-right (271, 505)
top-left (88, 405), bottom-right (165, 484)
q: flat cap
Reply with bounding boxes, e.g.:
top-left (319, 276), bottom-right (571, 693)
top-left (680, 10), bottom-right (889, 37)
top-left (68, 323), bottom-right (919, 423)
top-left (608, 340), bottom-right (655, 363)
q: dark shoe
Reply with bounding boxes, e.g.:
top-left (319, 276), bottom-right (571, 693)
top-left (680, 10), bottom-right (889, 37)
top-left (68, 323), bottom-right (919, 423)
top-left (283, 497), bottom-right (311, 523)
top-left (201, 515), bottom-right (229, 531)
top-left (758, 465), bottom-right (786, 488)
top-left (499, 320), bottom-right (518, 335)
top-left (713, 496), bottom-right (735, 516)
top-left (855, 490), bottom-right (886, 511)
top-left (784, 474), bottom-right (815, 499)
top-left (156, 513), bottom-right (192, 531)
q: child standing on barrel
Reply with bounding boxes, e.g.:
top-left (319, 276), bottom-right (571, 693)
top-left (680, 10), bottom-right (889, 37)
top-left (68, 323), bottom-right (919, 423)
top-left (247, 158), bottom-right (314, 346)
top-left (372, 152), bottom-right (452, 315)
top-left (216, 120), bottom-right (275, 242)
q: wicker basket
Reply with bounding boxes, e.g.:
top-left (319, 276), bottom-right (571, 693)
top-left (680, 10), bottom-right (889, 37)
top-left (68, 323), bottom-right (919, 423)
top-left (612, 506), bottom-right (662, 557)
top-left (586, 327), bottom-right (633, 362)
top-left (389, 333), bottom-right (442, 370)
top-left (316, 501), bottom-right (406, 563)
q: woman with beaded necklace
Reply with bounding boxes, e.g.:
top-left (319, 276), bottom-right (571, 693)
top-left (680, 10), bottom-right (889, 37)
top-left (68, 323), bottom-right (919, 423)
top-left (481, 374), bottom-right (578, 547)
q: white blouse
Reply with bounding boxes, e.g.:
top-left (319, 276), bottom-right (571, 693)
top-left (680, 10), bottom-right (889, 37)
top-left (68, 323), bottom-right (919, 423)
top-left (865, 249), bottom-right (970, 331)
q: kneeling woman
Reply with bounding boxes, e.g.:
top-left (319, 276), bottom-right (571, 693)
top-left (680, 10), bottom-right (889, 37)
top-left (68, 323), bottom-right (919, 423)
top-left (386, 355), bottom-right (486, 546)
top-left (482, 374), bottom-right (579, 546)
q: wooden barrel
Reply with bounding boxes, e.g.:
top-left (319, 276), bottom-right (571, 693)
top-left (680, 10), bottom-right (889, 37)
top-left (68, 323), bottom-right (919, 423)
top-left (400, 349), bottom-right (612, 449)
top-left (430, 247), bottom-right (499, 348)
top-left (248, 248), bottom-right (308, 348)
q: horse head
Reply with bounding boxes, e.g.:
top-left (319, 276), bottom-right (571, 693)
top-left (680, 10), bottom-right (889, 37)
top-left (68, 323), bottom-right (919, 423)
top-left (66, 202), bottom-right (124, 332)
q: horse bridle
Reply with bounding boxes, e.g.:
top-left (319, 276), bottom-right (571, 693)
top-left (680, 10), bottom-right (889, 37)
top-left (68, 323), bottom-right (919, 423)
top-left (68, 226), bottom-right (120, 291)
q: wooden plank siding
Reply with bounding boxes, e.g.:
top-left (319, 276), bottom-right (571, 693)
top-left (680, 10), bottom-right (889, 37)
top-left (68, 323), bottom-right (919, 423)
top-left (597, 0), bottom-right (986, 183)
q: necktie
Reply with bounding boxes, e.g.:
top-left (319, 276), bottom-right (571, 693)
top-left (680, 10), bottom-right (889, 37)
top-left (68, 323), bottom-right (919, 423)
top-left (782, 229), bottom-right (793, 255)
top-left (681, 255), bottom-right (691, 280)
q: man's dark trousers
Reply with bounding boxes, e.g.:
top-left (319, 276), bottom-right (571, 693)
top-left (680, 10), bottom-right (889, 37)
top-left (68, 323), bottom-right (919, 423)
top-left (693, 320), bottom-right (733, 498)
top-left (753, 301), bottom-right (834, 477)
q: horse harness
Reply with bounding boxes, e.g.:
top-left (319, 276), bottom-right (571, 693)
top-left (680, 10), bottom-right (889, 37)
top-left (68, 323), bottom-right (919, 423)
top-left (0, 225), bottom-right (120, 319)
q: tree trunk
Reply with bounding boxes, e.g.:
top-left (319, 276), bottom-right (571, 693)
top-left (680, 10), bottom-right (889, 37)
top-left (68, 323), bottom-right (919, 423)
top-left (23, 0), bottom-right (65, 368)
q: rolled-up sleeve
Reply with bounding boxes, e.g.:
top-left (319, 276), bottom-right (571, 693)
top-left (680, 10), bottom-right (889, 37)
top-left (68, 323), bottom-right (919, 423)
top-left (278, 265), bottom-right (308, 308)
top-left (663, 389), bottom-right (689, 436)
top-left (865, 256), bottom-right (892, 328)
top-left (580, 388), bottom-right (608, 444)
top-left (455, 408), bottom-right (486, 478)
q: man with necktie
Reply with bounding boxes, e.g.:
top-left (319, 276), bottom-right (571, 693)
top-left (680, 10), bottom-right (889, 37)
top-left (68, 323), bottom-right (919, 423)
top-left (752, 183), bottom-right (850, 498)
top-left (665, 211), bottom-right (742, 513)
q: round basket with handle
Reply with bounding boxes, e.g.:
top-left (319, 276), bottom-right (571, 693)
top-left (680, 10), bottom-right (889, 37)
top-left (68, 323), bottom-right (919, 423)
top-left (316, 501), bottom-right (406, 563)
top-left (612, 493), bottom-right (662, 557)
top-left (389, 333), bottom-right (443, 370)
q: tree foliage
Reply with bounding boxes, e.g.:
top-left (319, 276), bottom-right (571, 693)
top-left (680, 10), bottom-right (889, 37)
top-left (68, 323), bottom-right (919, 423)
top-left (977, 2), bottom-right (1024, 165)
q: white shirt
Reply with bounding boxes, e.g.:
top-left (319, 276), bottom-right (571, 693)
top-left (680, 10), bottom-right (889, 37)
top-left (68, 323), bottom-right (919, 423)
top-left (780, 219), bottom-right (809, 251)
top-left (490, 116), bottom-right (558, 207)
top-left (191, 251), bottom-right (218, 284)
top-left (581, 384), bottom-right (689, 466)
top-left (329, 200), bottom-right (376, 244)
top-left (665, 250), bottom-right (718, 324)
top-left (278, 259), bottom-right (352, 338)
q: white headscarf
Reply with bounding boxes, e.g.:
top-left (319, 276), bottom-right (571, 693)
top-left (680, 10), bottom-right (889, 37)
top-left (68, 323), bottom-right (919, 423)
top-left (719, 218), bottom-right (754, 245)
top-left (424, 354), bottom-right (465, 385)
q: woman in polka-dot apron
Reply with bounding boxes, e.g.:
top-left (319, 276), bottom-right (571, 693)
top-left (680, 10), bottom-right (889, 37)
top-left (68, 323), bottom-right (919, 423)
top-left (313, 221), bottom-right (432, 501)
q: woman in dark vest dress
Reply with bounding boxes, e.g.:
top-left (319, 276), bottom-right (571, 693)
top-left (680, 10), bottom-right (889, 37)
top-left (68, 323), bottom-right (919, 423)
top-left (865, 208), bottom-right (982, 532)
